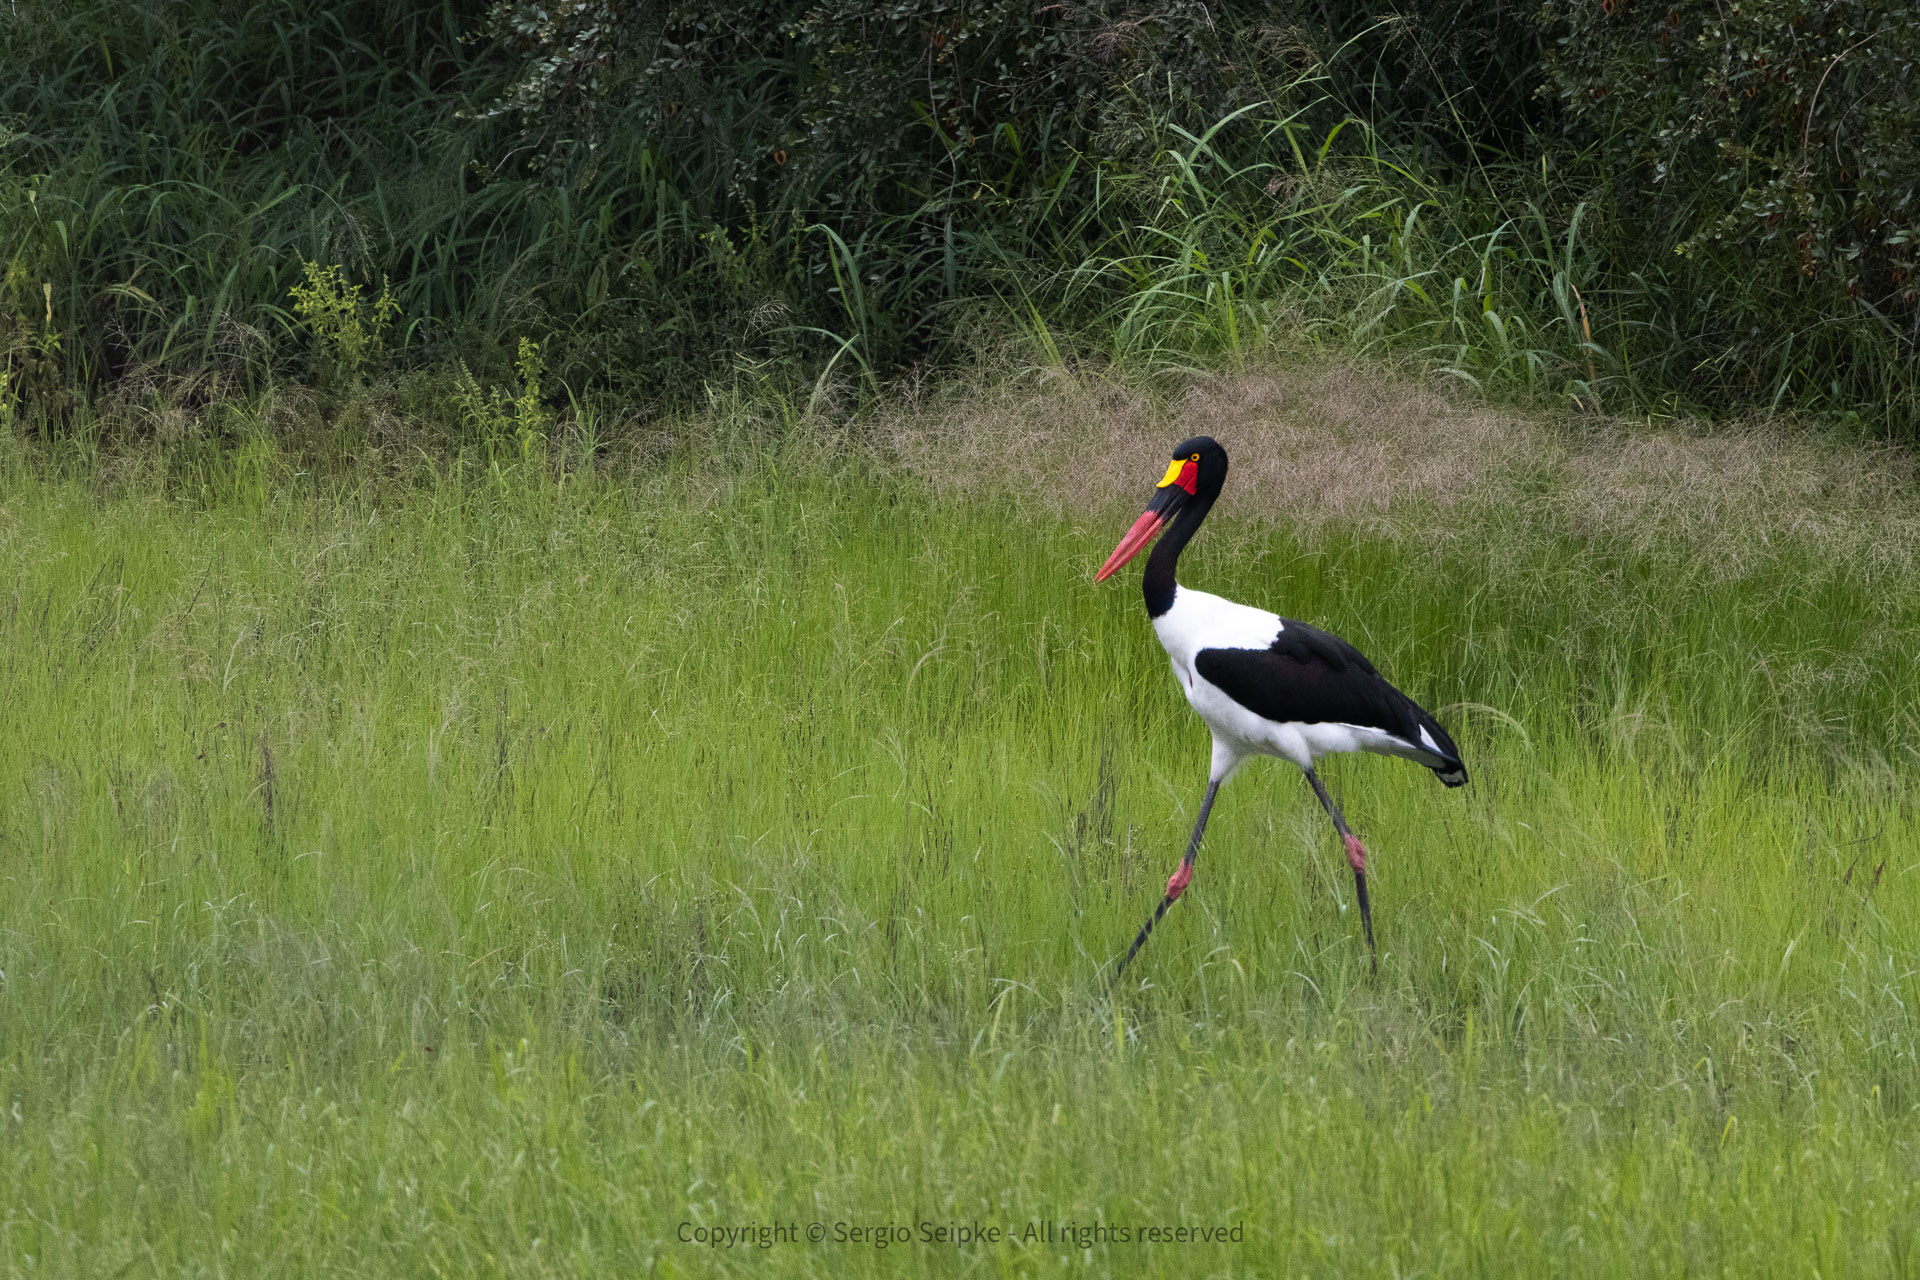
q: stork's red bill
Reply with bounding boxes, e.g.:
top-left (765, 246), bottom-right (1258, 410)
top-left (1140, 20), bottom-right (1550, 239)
top-left (1094, 454), bottom-right (1198, 583)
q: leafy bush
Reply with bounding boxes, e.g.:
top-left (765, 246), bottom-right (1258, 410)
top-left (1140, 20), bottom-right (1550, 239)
top-left (2, 250), bottom-right (62, 423)
top-left (3, 0), bottom-right (1916, 434)
top-left (477, 0), bottom-right (1568, 383)
top-left (1540, 0), bottom-right (1920, 409)
top-left (288, 263), bottom-right (400, 388)
top-left (453, 337), bottom-right (550, 463)
top-left (0, 0), bottom-right (510, 408)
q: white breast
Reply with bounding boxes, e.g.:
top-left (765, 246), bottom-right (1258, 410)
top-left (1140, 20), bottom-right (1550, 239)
top-left (1150, 586), bottom-right (1283, 682)
top-left (1150, 585), bottom-right (1386, 778)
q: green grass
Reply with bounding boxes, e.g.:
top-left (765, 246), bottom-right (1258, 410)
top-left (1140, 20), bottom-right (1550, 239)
top-left (2, 408), bottom-right (1919, 1277)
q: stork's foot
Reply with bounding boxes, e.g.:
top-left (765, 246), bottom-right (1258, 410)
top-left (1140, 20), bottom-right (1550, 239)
top-left (1343, 834), bottom-right (1367, 873)
top-left (1166, 861), bottom-right (1194, 901)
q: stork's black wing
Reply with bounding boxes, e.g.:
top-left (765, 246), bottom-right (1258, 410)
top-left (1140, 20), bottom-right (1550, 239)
top-left (1193, 620), bottom-right (1467, 786)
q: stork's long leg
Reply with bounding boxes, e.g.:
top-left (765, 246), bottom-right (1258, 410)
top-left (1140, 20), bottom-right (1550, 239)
top-left (1113, 779), bottom-right (1220, 981)
top-left (1304, 767), bottom-right (1376, 968)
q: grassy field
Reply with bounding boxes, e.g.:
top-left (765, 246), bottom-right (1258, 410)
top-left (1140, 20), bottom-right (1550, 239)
top-left (3, 367), bottom-right (1919, 1276)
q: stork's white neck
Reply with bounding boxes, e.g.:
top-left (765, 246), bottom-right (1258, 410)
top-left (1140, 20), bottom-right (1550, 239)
top-left (1151, 586), bottom-right (1286, 670)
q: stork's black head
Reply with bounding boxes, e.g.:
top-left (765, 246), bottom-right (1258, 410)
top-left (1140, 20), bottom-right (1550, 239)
top-left (1166, 436), bottom-right (1229, 499)
top-left (1094, 437), bottom-right (1229, 582)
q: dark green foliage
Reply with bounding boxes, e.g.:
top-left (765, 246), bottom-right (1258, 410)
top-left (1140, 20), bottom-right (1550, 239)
top-left (483, 0), bottom-right (1919, 424)
top-left (1540, 0), bottom-right (1920, 412)
top-left (487, 0), bottom-right (1250, 199)
top-left (1, 0), bottom-right (497, 396)
top-left (1258, 1), bottom-right (1548, 165)
top-left (3, 0), bottom-right (1917, 432)
top-left (479, 0), bottom-right (1568, 386)
top-left (481, 0), bottom-right (1290, 379)
top-left (0, 0), bottom-right (801, 410)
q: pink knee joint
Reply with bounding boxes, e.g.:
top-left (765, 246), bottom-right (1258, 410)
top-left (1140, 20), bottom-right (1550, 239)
top-left (1166, 862), bottom-right (1193, 900)
top-left (1344, 834), bottom-right (1367, 873)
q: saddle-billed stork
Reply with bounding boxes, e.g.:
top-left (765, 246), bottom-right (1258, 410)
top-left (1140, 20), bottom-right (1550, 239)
top-left (1095, 436), bottom-right (1466, 977)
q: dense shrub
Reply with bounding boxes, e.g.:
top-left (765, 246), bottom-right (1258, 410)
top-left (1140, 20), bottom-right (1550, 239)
top-left (0, 0), bottom-right (501, 400)
top-left (2, 0), bottom-right (1915, 432)
top-left (1540, 0), bottom-right (1920, 408)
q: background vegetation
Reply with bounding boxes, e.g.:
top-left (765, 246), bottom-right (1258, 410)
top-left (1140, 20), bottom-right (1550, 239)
top-left (3, 0), bottom-right (1916, 435)
top-left (6, 4), bottom-right (1920, 1271)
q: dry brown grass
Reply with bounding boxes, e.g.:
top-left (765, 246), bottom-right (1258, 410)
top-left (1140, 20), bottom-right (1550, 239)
top-left (872, 358), bottom-right (1920, 566)
top-left (32, 352), bottom-right (1920, 577)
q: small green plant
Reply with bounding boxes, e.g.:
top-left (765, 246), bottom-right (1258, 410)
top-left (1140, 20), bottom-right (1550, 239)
top-left (287, 261), bottom-right (399, 387)
top-left (2, 265), bottom-right (62, 426)
top-left (452, 337), bottom-right (550, 464)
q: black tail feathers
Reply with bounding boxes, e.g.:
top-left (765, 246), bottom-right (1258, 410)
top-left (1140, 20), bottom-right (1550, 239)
top-left (1411, 706), bottom-right (1468, 788)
